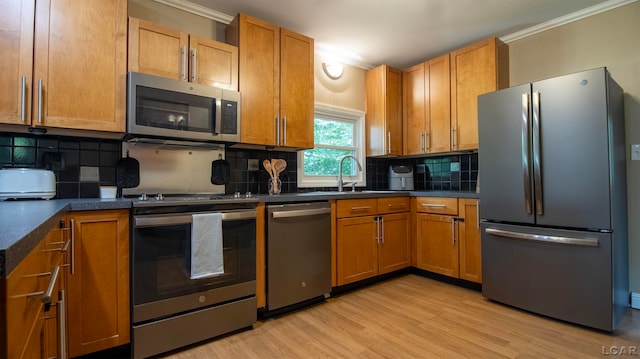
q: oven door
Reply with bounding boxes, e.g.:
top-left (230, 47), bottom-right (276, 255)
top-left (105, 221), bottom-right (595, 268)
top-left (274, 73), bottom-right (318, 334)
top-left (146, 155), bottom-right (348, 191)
top-left (131, 209), bottom-right (256, 323)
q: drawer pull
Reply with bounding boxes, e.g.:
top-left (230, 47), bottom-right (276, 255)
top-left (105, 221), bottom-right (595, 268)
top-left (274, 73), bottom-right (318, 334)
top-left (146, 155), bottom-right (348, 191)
top-left (350, 206), bottom-right (372, 211)
top-left (422, 203), bottom-right (446, 208)
top-left (42, 265), bottom-right (61, 304)
top-left (388, 203), bottom-right (406, 208)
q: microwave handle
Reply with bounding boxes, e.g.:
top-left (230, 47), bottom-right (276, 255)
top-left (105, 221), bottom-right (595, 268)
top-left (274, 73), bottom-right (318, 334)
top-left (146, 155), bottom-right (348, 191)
top-left (213, 98), bottom-right (222, 135)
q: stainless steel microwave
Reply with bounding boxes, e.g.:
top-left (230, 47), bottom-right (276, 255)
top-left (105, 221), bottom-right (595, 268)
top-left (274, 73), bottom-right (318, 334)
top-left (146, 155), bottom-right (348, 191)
top-left (127, 72), bottom-right (240, 143)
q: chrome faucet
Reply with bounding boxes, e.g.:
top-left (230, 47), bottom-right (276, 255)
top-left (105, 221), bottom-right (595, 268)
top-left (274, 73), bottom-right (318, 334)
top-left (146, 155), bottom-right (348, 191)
top-left (338, 155), bottom-right (363, 192)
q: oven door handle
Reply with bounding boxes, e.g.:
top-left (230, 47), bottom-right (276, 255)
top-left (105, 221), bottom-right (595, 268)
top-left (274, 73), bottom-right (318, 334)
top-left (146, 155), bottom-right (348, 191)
top-left (134, 210), bottom-right (257, 228)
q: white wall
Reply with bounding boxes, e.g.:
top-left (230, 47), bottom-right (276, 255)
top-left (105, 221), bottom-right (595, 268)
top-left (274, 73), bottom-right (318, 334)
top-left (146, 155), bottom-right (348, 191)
top-left (508, 1), bottom-right (640, 292)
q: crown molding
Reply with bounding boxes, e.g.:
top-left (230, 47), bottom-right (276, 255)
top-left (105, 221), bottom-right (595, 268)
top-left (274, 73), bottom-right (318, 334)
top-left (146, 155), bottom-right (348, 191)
top-left (154, 0), bottom-right (234, 24)
top-left (500, 0), bottom-right (637, 43)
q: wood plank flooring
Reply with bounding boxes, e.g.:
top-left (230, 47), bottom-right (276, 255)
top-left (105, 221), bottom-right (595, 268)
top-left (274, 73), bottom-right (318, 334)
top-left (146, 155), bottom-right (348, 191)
top-left (158, 274), bottom-right (640, 358)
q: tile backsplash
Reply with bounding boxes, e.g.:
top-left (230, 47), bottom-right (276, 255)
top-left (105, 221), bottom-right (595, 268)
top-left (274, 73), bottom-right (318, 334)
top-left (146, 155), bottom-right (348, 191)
top-left (0, 133), bottom-right (121, 198)
top-left (1, 132), bottom-right (478, 198)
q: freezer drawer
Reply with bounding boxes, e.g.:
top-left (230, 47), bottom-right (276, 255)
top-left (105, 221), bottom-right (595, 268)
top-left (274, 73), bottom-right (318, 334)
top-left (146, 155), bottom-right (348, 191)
top-left (481, 223), bottom-right (621, 331)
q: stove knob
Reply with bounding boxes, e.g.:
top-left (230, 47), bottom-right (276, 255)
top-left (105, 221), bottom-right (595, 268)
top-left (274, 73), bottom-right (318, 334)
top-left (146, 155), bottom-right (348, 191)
top-left (139, 193), bottom-right (148, 201)
top-left (234, 191), bottom-right (241, 199)
top-left (156, 193), bottom-right (164, 201)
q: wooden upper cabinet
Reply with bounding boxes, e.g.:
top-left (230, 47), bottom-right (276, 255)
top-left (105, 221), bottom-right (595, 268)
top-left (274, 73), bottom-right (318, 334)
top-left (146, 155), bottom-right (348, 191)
top-left (450, 37), bottom-right (508, 151)
top-left (0, 0), bottom-right (35, 126)
top-left (366, 65), bottom-right (402, 157)
top-left (33, 0), bottom-right (127, 132)
top-left (227, 13), bottom-right (314, 148)
top-left (128, 17), bottom-right (238, 90)
top-left (1, 0), bottom-right (126, 132)
top-left (403, 54), bottom-right (451, 155)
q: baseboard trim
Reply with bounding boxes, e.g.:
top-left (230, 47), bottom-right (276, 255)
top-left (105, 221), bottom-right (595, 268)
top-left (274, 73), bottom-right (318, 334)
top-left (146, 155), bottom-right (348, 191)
top-left (631, 292), bottom-right (640, 309)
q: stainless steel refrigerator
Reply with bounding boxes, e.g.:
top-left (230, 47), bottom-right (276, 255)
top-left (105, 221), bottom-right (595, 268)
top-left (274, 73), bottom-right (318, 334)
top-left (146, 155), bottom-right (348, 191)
top-left (478, 67), bottom-right (628, 331)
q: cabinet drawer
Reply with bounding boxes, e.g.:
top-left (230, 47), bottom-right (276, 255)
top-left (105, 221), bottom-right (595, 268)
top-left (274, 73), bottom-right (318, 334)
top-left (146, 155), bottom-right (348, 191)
top-left (377, 197), bottom-right (410, 214)
top-left (415, 197), bottom-right (458, 215)
top-left (336, 199), bottom-right (378, 218)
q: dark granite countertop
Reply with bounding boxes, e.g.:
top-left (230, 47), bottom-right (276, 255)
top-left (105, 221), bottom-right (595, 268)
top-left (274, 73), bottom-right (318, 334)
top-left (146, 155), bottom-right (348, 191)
top-left (0, 190), bottom-right (478, 277)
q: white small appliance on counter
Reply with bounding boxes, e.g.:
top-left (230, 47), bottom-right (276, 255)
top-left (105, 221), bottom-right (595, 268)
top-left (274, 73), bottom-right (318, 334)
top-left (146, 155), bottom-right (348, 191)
top-left (389, 165), bottom-right (414, 190)
top-left (0, 168), bottom-right (56, 200)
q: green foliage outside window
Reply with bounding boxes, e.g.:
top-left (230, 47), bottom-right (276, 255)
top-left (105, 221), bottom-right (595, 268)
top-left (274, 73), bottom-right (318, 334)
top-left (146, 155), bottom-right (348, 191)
top-left (303, 118), bottom-right (357, 176)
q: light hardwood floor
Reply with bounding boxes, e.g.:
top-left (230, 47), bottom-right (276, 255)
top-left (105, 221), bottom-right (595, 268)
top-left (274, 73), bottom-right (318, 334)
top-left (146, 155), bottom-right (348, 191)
top-left (159, 274), bottom-right (640, 358)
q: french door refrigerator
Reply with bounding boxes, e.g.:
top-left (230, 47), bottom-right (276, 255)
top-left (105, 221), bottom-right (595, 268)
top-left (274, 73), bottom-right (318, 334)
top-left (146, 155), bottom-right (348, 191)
top-left (478, 67), bottom-right (628, 331)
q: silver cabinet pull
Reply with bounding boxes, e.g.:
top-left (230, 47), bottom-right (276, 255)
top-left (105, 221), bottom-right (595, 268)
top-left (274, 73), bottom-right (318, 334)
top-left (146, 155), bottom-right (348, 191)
top-left (283, 116), bottom-right (287, 145)
top-left (421, 203), bottom-right (446, 208)
top-left (271, 207), bottom-right (330, 219)
top-left (58, 289), bottom-right (67, 359)
top-left (381, 217), bottom-right (385, 244)
top-left (450, 127), bottom-right (456, 150)
top-left (521, 93), bottom-right (532, 214)
top-left (425, 131), bottom-right (430, 152)
top-left (191, 48), bottom-right (197, 82)
top-left (387, 132), bottom-right (391, 154)
top-left (70, 219), bottom-right (75, 275)
top-left (37, 78), bottom-right (43, 123)
top-left (532, 91), bottom-right (543, 215)
top-left (485, 227), bottom-right (599, 247)
top-left (181, 45), bottom-right (187, 81)
top-left (20, 76), bottom-right (27, 122)
top-left (275, 116), bottom-right (281, 145)
top-left (451, 218), bottom-right (455, 246)
top-left (349, 206), bottom-right (371, 212)
top-left (419, 132), bottom-right (424, 153)
top-left (476, 201), bottom-right (480, 229)
top-left (375, 217), bottom-right (380, 243)
top-left (41, 265), bottom-right (61, 304)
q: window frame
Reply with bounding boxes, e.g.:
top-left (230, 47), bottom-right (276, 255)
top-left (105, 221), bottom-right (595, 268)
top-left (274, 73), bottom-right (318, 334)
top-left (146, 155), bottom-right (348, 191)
top-left (297, 103), bottom-right (366, 188)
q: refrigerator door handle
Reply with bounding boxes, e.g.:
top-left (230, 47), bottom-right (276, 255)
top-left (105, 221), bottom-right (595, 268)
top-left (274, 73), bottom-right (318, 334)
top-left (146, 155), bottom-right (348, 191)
top-left (485, 228), bottom-right (599, 247)
top-left (521, 93), bottom-right (532, 214)
top-left (532, 91), bottom-right (543, 215)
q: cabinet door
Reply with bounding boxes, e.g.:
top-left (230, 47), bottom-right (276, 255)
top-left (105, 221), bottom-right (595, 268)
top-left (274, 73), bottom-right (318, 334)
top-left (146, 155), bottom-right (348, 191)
top-left (366, 65), bottom-right (402, 156)
top-left (337, 216), bottom-right (378, 285)
top-left (379, 213), bottom-right (410, 274)
top-left (33, 0), bottom-right (126, 132)
top-left (0, 0), bottom-right (34, 125)
top-left (459, 199), bottom-right (482, 283)
top-left (402, 63), bottom-right (426, 155)
top-left (450, 37), bottom-right (504, 151)
top-left (279, 28), bottom-right (314, 148)
top-left (67, 210), bottom-right (129, 357)
top-left (415, 213), bottom-right (458, 277)
top-left (128, 17), bottom-right (189, 81)
top-left (230, 14), bottom-right (279, 146)
top-left (190, 35), bottom-right (238, 90)
top-left (426, 54), bottom-right (451, 153)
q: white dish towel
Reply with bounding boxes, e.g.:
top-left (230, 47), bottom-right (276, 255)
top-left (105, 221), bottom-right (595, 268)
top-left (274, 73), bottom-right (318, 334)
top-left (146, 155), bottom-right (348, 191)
top-left (190, 213), bottom-right (224, 279)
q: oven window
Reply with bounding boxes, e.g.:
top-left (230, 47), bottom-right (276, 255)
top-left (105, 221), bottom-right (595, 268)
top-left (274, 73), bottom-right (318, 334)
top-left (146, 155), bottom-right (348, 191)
top-left (136, 85), bottom-right (215, 133)
top-left (132, 218), bottom-right (256, 305)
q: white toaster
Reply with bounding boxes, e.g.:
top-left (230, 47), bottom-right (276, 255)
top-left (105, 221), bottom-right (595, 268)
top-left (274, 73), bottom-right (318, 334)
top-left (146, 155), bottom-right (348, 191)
top-left (0, 168), bottom-right (56, 200)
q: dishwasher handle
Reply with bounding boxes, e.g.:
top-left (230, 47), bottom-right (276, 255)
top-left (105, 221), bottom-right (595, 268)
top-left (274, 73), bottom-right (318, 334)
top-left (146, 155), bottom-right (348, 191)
top-left (271, 207), bottom-right (331, 219)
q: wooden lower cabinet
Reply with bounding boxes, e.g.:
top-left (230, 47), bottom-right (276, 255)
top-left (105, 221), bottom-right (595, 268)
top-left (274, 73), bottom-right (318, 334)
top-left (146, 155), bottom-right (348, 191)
top-left (336, 198), bottom-right (410, 286)
top-left (414, 198), bottom-right (481, 283)
top-left (65, 210), bottom-right (130, 357)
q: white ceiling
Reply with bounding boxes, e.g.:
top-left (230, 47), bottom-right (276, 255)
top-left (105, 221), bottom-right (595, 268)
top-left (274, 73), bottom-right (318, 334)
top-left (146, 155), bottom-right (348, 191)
top-left (162, 0), bottom-right (631, 69)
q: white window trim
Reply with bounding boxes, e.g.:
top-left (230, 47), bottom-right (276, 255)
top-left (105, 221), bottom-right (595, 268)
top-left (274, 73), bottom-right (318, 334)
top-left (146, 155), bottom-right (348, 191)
top-left (297, 103), bottom-right (366, 188)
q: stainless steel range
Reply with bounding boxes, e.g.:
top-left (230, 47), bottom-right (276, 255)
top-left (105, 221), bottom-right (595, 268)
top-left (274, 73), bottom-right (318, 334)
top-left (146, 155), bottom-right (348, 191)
top-left (130, 194), bottom-right (259, 359)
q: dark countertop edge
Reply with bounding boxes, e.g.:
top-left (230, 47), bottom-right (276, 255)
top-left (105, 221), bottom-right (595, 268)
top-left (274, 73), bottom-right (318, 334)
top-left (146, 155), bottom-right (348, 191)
top-left (0, 191), bottom-right (478, 277)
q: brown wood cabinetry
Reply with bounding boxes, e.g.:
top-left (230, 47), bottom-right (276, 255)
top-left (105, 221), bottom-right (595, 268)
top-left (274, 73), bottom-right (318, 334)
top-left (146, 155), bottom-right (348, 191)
top-left (450, 37), bottom-right (509, 151)
top-left (65, 210), bottom-right (129, 357)
top-left (413, 197), bottom-right (481, 283)
top-left (226, 14), bottom-right (314, 148)
top-left (0, 0), bottom-right (127, 132)
top-left (336, 198), bottom-right (410, 285)
top-left (1, 222), bottom-right (67, 359)
top-left (365, 65), bottom-right (403, 157)
top-left (403, 54), bottom-right (451, 155)
top-left (128, 17), bottom-right (238, 90)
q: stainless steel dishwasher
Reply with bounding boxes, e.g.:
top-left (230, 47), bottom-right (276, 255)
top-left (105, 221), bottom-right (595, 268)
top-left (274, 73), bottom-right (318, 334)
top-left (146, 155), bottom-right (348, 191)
top-left (266, 202), bottom-right (332, 311)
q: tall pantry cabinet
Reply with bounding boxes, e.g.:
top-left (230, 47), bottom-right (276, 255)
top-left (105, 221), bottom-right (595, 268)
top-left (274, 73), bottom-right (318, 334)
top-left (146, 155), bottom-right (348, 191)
top-left (0, 0), bottom-right (127, 132)
top-left (226, 14), bottom-right (314, 149)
